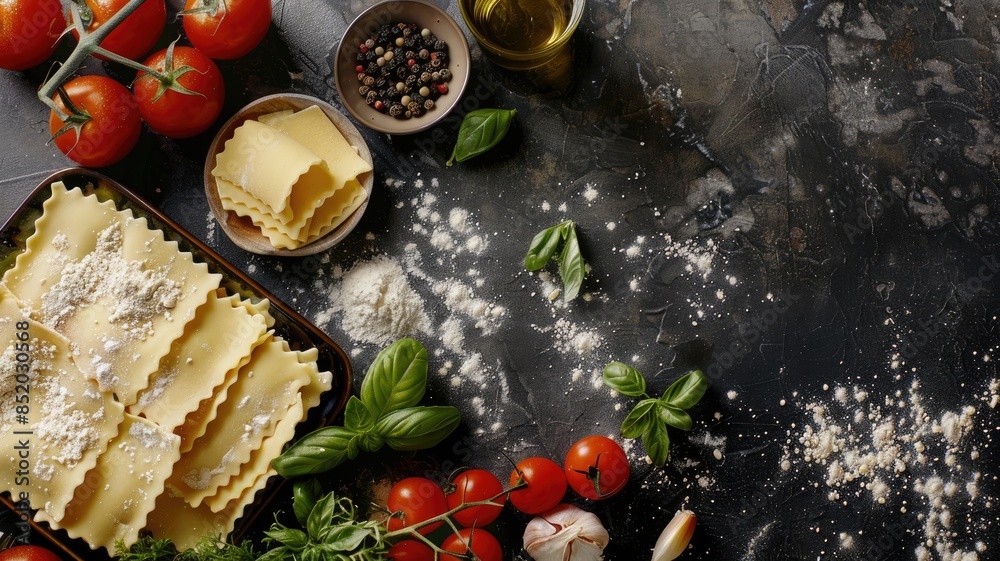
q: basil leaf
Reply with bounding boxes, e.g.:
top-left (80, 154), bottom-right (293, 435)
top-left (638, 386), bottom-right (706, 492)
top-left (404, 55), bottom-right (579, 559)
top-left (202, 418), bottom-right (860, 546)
top-left (343, 396), bottom-right (375, 431)
top-left (447, 108), bottom-right (517, 166)
top-left (264, 528), bottom-right (308, 550)
top-left (257, 546), bottom-right (291, 561)
top-left (662, 370), bottom-right (708, 410)
top-left (346, 435), bottom-right (361, 460)
top-left (321, 526), bottom-right (371, 551)
top-left (603, 362), bottom-right (647, 396)
top-left (272, 426), bottom-right (357, 478)
top-left (525, 221), bottom-right (569, 270)
top-left (292, 479), bottom-right (323, 527)
top-left (559, 222), bottom-right (586, 301)
top-left (360, 338), bottom-right (428, 419)
top-left (307, 491), bottom-right (339, 541)
top-left (642, 421), bottom-right (671, 466)
top-left (373, 406), bottom-right (462, 451)
top-left (358, 433), bottom-right (385, 453)
top-left (621, 398), bottom-right (658, 439)
top-left (658, 403), bottom-right (693, 431)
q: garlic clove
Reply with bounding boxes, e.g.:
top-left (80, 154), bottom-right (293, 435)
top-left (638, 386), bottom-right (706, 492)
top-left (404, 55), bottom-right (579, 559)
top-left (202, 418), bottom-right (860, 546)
top-left (651, 510), bottom-right (696, 561)
top-left (524, 504), bottom-right (610, 561)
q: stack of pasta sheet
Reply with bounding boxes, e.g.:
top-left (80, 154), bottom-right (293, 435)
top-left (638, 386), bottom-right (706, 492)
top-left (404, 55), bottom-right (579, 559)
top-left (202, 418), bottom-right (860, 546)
top-left (212, 105), bottom-right (373, 250)
top-left (0, 183), bottom-right (333, 552)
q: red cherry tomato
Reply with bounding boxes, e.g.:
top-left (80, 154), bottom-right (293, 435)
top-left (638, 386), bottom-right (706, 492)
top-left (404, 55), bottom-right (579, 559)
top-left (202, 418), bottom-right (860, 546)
top-left (446, 469), bottom-right (506, 527)
top-left (182, 0), bottom-right (271, 60)
top-left (133, 45), bottom-right (225, 138)
top-left (508, 457), bottom-right (567, 515)
top-left (440, 528), bottom-right (503, 561)
top-left (564, 435), bottom-right (630, 500)
top-left (0, 0), bottom-right (63, 71)
top-left (0, 545), bottom-right (63, 561)
top-left (386, 540), bottom-right (434, 561)
top-left (48, 75), bottom-right (142, 168)
top-left (386, 477), bottom-right (448, 535)
top-left (71, 0), bottom-right (166, 60)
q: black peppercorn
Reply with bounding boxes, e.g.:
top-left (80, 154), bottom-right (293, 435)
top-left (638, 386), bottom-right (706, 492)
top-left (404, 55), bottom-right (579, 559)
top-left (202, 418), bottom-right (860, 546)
top-left (354, 20), bottom-right (451, 121)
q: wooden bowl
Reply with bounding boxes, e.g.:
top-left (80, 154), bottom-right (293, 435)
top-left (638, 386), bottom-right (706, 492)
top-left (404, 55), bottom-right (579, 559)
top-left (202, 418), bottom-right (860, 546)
top-left (333, 0), bottom-right (471, 135)
top-left (204, 94), bottom-right (374, 256)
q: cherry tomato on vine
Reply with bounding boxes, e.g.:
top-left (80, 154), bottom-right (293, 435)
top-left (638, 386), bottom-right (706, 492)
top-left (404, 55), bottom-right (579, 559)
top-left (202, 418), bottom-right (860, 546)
top-left (0, 545), bottom-right (63, 561)
top-left (48, 75), bottom-right (141, 168)
top-left (386, 477), bottom-right (448, 535)
top-left (386, 540), bottom-right (434, 561)
top-left (71, 0), bottom-right (166, 60)
top-left (133, 45), bottom-right (224, 138)
top-left (564, 435), bottom-right (630, 500)
top-left (508, 457), bottom-right (567, 515)
top-left (440, 528), bottom-right (503, 561)
top-left (182, 0), bottom-right (271, 60)
top-left (0, 0), bottom-right (63, 71)
top-left (446, 468), bottom-right (506, 527)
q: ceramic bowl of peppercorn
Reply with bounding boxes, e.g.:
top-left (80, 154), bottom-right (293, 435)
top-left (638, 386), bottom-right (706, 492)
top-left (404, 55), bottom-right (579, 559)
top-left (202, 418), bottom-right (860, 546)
top-left (334, 0), bottom-right (471, 135)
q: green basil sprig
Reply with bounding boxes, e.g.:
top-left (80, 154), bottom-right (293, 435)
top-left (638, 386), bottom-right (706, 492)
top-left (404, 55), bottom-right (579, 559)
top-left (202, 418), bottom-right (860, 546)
top-left (603, 362), bottom-right (707, 466)
top-left (273, 339), bottom-right (461, 478)
top-left (525, 220), bottom-right (588, 302)
top-left (259, 482), bottom-right (387, 561)
top-left (447, 108), bottom-right (517, 166)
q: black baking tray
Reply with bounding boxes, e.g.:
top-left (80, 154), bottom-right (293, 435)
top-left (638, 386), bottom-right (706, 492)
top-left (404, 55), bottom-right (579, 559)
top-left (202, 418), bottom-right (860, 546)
top-left (0, 168), bottom-right (353, 560)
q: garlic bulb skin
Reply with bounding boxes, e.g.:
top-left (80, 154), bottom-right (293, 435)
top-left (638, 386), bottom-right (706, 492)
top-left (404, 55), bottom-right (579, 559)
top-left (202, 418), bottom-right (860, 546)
top-left (523, 504), bottom-right (610, 561)
top-left (651, 510), bottom-right (697, 561)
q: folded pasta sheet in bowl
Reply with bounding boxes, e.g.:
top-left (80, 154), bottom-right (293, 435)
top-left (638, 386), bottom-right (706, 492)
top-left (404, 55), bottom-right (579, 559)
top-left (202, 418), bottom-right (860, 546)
top-left (204, 94), bottom-right (375, 256)
top-left (0, 169), bottom-right (352, 560)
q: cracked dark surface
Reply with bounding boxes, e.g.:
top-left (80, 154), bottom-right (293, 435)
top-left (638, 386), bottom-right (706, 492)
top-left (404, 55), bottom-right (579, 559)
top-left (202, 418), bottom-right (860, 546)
top-left (2, 0), bottom-right (999, 559)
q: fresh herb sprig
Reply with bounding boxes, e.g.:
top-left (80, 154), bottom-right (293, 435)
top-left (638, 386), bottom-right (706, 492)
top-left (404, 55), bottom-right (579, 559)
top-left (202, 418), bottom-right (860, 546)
top-left (525, 220), bottom-right (588, 302)
top-left (259, 481), bottom-right (387, 561)
top-left (447, 108), bottom-right (517, 165)
top-left (262, 479), bottom-right (515, 560)
top-left (272, 339), bottom-right (461, 478)
top-left (115, 535), bottom-right (258, 561)
top-left (603, 363), bottom-right (708, 466)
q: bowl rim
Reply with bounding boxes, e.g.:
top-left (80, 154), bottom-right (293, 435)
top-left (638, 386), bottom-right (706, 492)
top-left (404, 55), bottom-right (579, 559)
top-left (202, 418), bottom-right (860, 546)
top-left (333, 0), bottom-right (471, 135)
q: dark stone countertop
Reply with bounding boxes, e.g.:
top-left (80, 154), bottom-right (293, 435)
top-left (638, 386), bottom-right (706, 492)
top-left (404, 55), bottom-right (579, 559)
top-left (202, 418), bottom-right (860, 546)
top-left (2, 1), bottom-right (999, 560)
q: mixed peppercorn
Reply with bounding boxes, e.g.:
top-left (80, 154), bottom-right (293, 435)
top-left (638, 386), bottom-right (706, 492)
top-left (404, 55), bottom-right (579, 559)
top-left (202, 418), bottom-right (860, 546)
top-left (355, 23), bottom-right (452, 119)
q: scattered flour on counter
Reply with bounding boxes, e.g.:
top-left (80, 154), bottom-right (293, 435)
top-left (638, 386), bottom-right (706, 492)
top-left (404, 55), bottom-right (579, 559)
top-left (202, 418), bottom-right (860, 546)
top-left (313, 177), bottom-right (514, 432)
top-left (324, 256), bottom-right (431, 346)
top-left (781, 379), bottom-right (992, 560)
top-left (662, 234), bottom-right (718, 281)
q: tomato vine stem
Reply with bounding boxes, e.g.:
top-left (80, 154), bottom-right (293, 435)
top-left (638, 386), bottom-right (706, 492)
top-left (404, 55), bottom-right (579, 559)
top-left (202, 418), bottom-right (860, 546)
top-left (38, 0), bottom-right (166, 119)
top-left (382, 484), bottom-right (523, 558)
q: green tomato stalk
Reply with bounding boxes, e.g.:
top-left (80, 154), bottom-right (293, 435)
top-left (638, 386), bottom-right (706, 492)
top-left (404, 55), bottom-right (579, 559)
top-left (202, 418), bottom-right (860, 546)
top-left (38, 0), bottom-right (169, 120)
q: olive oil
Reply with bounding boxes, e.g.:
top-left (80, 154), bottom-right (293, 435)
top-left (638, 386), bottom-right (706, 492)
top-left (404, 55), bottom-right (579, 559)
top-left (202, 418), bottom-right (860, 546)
top-left (467, 0), bottom-right (571, 52)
